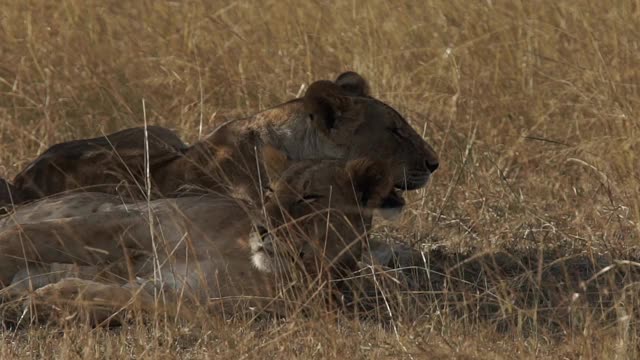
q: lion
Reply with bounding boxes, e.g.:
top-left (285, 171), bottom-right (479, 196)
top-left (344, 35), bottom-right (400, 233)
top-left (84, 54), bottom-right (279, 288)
top-left (0, 148), bottom-right (404, 322)
top-left (10, 72), bottom-right (438, 204)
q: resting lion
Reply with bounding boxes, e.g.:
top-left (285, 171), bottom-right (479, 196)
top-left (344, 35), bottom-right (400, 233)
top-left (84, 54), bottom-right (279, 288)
top-left (9, 72), bottom-right (438, 204)
top-left (0, 148), bottom-right (404, 322)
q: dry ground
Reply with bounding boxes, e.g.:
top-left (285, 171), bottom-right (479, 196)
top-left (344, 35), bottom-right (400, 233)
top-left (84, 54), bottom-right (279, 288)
top-left (0, 0), bottom-right (639, 358)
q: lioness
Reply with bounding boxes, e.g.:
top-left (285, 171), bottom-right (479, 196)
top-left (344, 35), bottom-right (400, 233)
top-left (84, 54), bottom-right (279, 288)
top-left (0, 149), bottom-right (403, 319)
top-left (11, 72), bottom-right (438, 203)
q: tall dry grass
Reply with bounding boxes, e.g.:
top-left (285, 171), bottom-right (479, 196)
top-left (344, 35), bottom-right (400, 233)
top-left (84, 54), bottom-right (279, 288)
top-left (0, 0), bottom-right (639, 358)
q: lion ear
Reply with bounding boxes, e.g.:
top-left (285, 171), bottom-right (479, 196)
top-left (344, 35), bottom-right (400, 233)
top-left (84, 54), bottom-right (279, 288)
top-left (262, 145), bottom-right (290, 181)
top-left (345, 159), bottom-right (395, 208)
top-left (303, 80), bottom-right (353, 133)
top-left (335, 71), bottom-right (370, 97)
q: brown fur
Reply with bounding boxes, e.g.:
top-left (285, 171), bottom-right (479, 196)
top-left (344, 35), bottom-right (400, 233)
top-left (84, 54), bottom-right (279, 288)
top-left (11, 72), bottom-right (439, 203)
top-left (12, 126), bottom-right (187, 202)
top-left (0, 152), bottom-right (401, 319)
top-left (0, 178), bottom-right (22, 214)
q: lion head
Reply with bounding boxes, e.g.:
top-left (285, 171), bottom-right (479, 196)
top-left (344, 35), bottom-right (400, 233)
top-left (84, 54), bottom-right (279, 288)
top-left (250, 147), bottom-right (404, 279)
top-left (302, 71), bottom-right (439, 190)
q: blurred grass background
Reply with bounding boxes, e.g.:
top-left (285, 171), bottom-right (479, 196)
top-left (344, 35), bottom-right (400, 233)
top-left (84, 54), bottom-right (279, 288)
top-left (0, 0), bottom-right (639, 358)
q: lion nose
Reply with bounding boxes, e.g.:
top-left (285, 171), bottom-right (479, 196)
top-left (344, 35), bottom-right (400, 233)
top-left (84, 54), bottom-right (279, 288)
top-left (425, 159), bottom-right (439, 173)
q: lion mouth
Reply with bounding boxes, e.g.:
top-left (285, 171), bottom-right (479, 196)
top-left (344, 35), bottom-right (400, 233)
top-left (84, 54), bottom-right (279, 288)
top-left (249, 225), bottom-right (275, 272)
top-left (381, 190), bottom-right (406, 210)
top-left (378, 190), bottom-right (406, 220)
top-left (395, 173), bottom-right (431, 191)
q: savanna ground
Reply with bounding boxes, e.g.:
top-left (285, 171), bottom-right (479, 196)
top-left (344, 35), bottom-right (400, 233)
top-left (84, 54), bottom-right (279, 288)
top-left (0, 0), bottom-right (639, 358)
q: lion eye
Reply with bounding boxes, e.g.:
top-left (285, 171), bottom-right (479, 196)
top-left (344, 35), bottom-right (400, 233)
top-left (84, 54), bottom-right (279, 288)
top-left (297, 194), bottom-right (322, 204)
top-left (261, 185), bottom-right (275, 200)
top-left (389, 127), bottom-right (403, 138)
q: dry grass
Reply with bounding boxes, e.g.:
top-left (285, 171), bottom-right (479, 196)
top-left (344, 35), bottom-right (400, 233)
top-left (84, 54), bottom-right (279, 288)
top-left (1, 0), bottom-right (639, 358)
